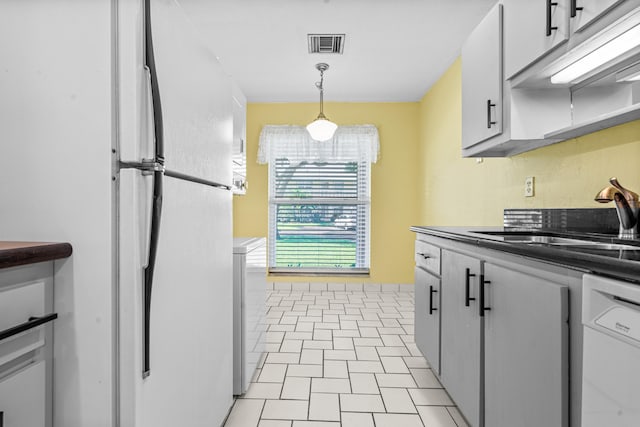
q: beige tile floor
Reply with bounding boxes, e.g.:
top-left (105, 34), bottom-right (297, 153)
top-left (224, 286), bottom-right (469, 427)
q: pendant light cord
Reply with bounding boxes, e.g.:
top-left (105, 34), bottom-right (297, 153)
top-left (317, 68), bottom-right (325, 117)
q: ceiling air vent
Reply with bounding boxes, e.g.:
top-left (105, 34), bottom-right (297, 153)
top-left (308, 34), bottom-right (345, 54)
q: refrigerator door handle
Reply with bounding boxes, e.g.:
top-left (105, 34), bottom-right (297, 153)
top-left (118, 160), bottom-right (163, 379)
top-left (164, 169), bottom-right (231, 191)
top-left (143, 169), bottom-right (163, 378)
top-left (140, 0), bottom-right (165, 379)
top-left (119, 159), bottom-right (164, 174)
top-left (145, 1), bottom-right (164, 165)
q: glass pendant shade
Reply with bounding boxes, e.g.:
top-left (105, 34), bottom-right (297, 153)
top-left (306, 114), bottom-right (338, 141)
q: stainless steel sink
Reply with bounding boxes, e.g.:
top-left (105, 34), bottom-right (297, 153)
top-left (472, 231), bottom-right (591, 245)
top-left (562, 243), bottom-right (640, 251)
top-left (502, 235), bottom-right (594, 245)
top-left (471, 231), bottom-right (640, 251)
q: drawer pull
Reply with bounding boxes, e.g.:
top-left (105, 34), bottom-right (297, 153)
top-left (546, 0), bottom-right (559, 36)
top-left (417, 252), bottom-right (431, 259)
top-left (0, 313), bottom-right (58, 342)
top-left (486, 99), bottom-right (497, 128)
top-left (479, 275), bottom-right (492, 317)
top-left (465, 268), bottom-right (476, 307)
top-left (429, 286), bottom-right (438, 315)
top-left (570, 0), bottom-right (583, 18)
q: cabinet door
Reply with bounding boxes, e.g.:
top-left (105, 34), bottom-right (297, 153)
top-left (570, 0), bottom-right (624, 33)
top-left (504, 0), bottom-right (569, 79)
top-left (440, 251), bottom-right (482, 427)
top-left (0, 361), bottom-right (46, 427)
top-left (462, 3), bottom-right (503, 149)
top-left (414, 267), bottom-right (440, 375)
top-left (483, 263), bottom-right (569, 427)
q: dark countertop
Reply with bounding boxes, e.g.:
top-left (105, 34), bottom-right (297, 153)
top-left (0, 241), bottom-right (73, 269)
top-left (411, 226), bottom-right (640, 284)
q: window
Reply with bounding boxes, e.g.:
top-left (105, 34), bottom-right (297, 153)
top-left (258, 125), bottom-right (379, 274)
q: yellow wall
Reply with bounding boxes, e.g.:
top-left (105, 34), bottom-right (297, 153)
top-left (418, 57), bottom-right (640, 226)
top-left (233, 102), bottom-right (420, 284)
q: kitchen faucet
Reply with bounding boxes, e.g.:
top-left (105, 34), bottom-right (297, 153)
top-left (595, 177), bottom-right (639, 239)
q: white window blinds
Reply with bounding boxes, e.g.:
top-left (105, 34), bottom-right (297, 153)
top-left (259, 125), bottom-right (379, 274)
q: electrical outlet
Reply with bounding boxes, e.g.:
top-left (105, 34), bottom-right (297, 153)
top-left (525, 176), bottom-right (535, 197)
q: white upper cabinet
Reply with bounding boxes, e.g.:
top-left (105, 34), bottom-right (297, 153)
top-left (461, 0), bottom-right (640, 157)
top-left (570, 0), bottom-right (626, 33)
top-left (461, 2), bottom-right (572, 157)
top-left (504, 0), bottom-right (570, 79)
top-left (462, 4), bottom-right (503, 149)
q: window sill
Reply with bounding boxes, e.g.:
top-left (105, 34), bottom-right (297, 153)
top-left (268, 268), bottom-right (370, 277)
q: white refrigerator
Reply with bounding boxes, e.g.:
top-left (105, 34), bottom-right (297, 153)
top-left (0, 1), bottom-right (234, 426)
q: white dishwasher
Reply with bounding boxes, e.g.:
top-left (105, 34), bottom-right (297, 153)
top-left (233, 238), bottom-right (267, 395)
top-left (582, 274), bottom-right (640, 427)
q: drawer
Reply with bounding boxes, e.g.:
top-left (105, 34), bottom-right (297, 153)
top-left (0, 281), bottom-right (46, 333)
top-left (0, 361), bottom-right (46, 427)
top-left (415, 239), bottom-right (441, 275)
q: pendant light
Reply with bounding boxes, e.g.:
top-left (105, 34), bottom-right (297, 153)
top-left (306, 63), bottom-right (338, 141)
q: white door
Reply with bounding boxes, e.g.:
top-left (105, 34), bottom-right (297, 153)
top-left (570, 0), bottom-right (624, 33)
top-left (483, 263), bottom-right (569, 427)
top-left (119, 171), bottom-right (233, 427)
top-left (504, 0), bottom-right (569, 79)
top-left (414, 267), bottom-right (440, 375)
top-left (462, 3), bottom-right (503, 149)
top-left (0, 362), bottom-right (46, 427)
top-left (151, 2), bottom-right (232, 186)
top-left (440, 251), bottom-right (483, 427)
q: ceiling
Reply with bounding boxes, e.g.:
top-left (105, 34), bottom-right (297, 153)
top-left (180, 0), bottom-right (497, 103)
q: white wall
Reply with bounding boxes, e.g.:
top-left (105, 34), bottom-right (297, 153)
top-left (0, 1), bottom-right (115, 426)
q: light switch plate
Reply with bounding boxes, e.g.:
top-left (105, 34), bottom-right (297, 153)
top-left (525, 176), bottom-right (535, 197)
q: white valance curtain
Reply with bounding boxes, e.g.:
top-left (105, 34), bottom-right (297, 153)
top-left (257, 125), bottom-right (380, 165)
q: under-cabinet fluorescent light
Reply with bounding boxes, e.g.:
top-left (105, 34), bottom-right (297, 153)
top-left (616, 62), bottom-right (640, 82)
top-left (551, 24), bottom-right (640, 84)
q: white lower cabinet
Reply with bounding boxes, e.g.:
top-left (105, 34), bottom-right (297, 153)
top-left (427, 245), bottom-right (569, 427)
top-left (483, 263), bottom-right (569, 427)
top-left (414, 267), bottom-right (441, 375)
top-left (440, 251), bottom-right (482, 427)
top-left (0, 361), bottom-right (46, 427)
top-left (0, 263), bottom-right (55, 427)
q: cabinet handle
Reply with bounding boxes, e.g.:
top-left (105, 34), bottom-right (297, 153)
top-left (486, 100), bottom-right (497, 128)
top-left (1, 410), bottom-right (3, 427)
top-left (429, 286), bottom-right (438, 315)
top-left (0, 313), bottom-right (58, 342)
top-left (570, 0), bottom-right (583, 18)
top-left (546, 0), bottom-right (559, 36)
top-left (479, 275), bottom-right (492, 317)
top-left (465, 268), bottom-right (476, 307)
top-left (417, 252), bottom-right (430, 260)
